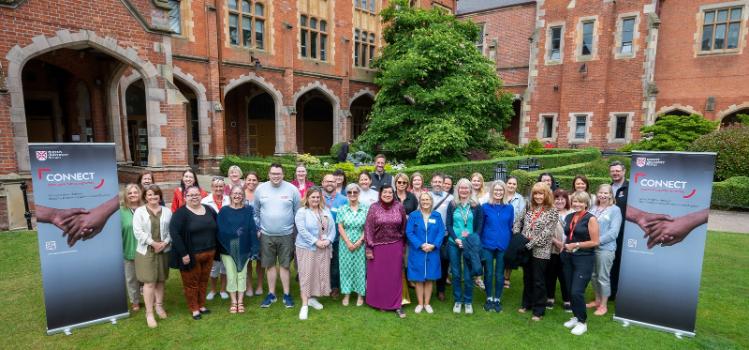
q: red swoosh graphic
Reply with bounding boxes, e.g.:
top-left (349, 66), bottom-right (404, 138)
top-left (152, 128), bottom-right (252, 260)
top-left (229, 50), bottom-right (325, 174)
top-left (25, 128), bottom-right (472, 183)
top-left (634, 172), bottom-right (646, 183)
top-left (683, 189), bottom-right (696, 199)
top-left (94, 179), bottom-right (105, 189)
top-left (38, 168), bottom-right (51, 179)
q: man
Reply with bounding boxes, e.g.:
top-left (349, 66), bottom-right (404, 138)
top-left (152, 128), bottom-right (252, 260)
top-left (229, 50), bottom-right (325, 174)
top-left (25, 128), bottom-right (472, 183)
top-left (370, 154), bottom-right (393, 191)
top-left (254, 163), bottom-right (301, 309)
top-left (429, 173), bottom-right (454, 301)
top-left (608, 161), bottom-right (628, 301)
top-left (321, 174), bottom-right (348, 299)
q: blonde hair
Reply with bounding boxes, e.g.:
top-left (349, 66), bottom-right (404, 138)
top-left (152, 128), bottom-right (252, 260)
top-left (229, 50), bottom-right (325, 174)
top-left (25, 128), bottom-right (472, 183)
top-left (530, 182), bottom-right (554, 209)
top-left (570, 191), bottom-right (592, 210)
top-left (410, 172), bottom-right (424, 190)
top-left (120, 183), bottom-right (143, 207)
top-left (595, 184), bottom-right (615, 207)
top-left (394, 172), bottom-right (410, 189)
top-left (452, 178), bottom-right (477, 207)
top-left (419, 192), bottom-right (433, 209)
top-left (488, 180), bottom-right (507, 205)
top-left (227, 165), bottom-right (243, 178)
top-left (471, 172), bottom-right (486, 198)
top-left (302, 187), bottom-right (326, 211)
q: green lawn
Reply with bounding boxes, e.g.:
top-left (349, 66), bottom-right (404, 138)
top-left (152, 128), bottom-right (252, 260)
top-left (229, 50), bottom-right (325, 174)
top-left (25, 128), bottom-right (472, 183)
top-left (0, 231), bottom-right (746, 349)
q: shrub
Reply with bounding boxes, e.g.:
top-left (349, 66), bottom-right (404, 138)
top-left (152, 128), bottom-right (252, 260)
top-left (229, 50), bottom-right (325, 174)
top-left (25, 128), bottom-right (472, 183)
top-left (329, 142), bottom-right (358, 159)
top-left (711, 176), bottom-right (749, 209)
top-left (489, 149), bottom-right (519, 158)
top-left (521, 140), bottom-right (544, 155)
top-left (296, 153), bottom-right (321, 166)
top-left (632, 114), bottom-right (717, 151)
top-left (688, 124), bottom-right (749, 181)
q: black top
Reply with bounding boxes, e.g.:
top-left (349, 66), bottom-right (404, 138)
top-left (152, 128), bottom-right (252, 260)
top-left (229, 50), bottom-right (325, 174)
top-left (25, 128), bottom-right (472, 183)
top-left (396, 191), bottom-right (418, 215)
top-left (170, 204), bottom-right (218, 258)
top-left (445, 202), bottom-right (485, 241)
top-left (371, 172), bottom-right (393, 192)
top-left (563, 211), bottom-right (595, 253)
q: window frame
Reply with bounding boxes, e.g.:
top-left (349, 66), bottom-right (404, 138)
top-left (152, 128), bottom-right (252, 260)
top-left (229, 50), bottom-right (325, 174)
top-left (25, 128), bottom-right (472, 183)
top-left (608, 112), bottom-right (633, 143)
top-left (355, 0), bottom-right (377, 14)
top-left (567, 112), bottom-right (592, 143)
top-left (228, 0), bottom-right (266, 50)
top-left (354, 29), bottom-right (377, 68)
top-left (620, 17), bottom-right (636, 55)
top-left (699, 5), bottom-right (744, 54)
top-left (537, 113), bottom-right (558, 141)
top-left (300, 14), bottom-right (329, 61)
top-left (581, 20), bottom-right (595, 57)
top-left (475, 22), bottom-right (486, 55)
top-left (548, 25), bottom-right (563, 63)
top-left (168, 0), bottom-right (182, 35)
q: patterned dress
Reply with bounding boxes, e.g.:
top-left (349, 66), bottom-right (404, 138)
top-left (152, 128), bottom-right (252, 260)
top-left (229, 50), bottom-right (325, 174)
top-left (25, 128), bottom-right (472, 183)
top-left (336, 203), bottom-right (369, 295)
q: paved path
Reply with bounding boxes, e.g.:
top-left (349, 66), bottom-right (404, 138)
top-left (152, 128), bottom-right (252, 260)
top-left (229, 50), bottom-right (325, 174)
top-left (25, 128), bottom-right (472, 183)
top-left (708, 210), bottom-right (749, 234)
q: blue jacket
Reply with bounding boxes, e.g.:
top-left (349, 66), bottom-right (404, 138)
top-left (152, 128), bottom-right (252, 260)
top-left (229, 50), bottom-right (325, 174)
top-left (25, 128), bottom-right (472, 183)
top-left (591, 205), bottom-right (622, 251)
top-left (406, 210), bottom-right (445, 282)
top-left (480, 203), bottom-right (515, 251)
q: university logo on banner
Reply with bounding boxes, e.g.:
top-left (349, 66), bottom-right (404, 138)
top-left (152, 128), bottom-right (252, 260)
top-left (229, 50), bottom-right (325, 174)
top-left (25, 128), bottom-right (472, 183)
top-left (36, 151), bottom-right (48, 161)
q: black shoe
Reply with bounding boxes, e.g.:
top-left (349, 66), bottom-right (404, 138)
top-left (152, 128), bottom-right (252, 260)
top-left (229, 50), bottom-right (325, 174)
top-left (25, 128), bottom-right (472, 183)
top-left (192, 313), bottom-right (202, 320)
top-left (483, 300), bottom-right (494, 312)
top-left (199, 308), bottom-right (211, 314)
top-left (546, 299), bottom-right (554, 310)
top-left (563, 302), bottom-right (572, 313)
top-left (494, 301), bottom-right (503, 313)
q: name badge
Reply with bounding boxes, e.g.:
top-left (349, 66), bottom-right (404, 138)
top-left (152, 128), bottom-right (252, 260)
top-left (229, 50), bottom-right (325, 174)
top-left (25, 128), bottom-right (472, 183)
top-left (428, 219), bottom-right (436, 224)
top-left (331, 208), bottom-right (338, 212)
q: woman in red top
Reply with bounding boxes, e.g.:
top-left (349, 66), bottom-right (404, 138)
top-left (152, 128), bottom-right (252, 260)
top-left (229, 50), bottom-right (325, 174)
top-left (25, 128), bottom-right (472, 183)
top-left (171, 169), bottom-right (207, 213)
top-left (291, 164), bottom-right (315, 198)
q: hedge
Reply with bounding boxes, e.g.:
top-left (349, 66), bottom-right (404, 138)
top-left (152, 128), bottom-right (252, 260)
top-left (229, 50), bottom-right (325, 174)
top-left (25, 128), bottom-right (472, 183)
top-left (220, 148), bottom-right (602, 184)
top-left (711, 176), bottom-right (749, 209)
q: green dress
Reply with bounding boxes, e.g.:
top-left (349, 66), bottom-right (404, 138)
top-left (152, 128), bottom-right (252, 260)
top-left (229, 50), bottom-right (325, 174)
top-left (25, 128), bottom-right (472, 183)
top-left (120, 207), bottom-right (137, 261)
top-left (336, 204), bottom-right (369, 295)
top-left (134, 208), bottom-right (169, 283)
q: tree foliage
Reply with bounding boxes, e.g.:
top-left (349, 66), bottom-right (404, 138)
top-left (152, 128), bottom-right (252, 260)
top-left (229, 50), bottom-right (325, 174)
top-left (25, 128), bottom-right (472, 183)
top-left (355, 0), bottom-right (514, 163)
top-left (627, 114), bottom-right (718, 151)
top-left (688, 124), bottom-right (749, 181)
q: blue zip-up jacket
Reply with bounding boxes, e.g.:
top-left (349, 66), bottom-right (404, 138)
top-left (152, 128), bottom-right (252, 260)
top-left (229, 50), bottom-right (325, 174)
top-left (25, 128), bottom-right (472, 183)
top-left (480, 202), bottom-right (515, 251)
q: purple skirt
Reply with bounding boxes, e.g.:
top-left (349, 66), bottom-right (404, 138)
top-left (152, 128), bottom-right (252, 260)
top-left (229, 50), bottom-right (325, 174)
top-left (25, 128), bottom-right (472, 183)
top-left (366, 240), bottom-right (404, 310)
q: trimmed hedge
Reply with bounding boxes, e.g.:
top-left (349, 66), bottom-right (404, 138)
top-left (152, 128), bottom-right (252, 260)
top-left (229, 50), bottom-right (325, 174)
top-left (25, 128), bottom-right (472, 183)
top-left (510, 162), bottom-right (609, 195)
top-left (220, 148), bottom-right (602, 184)
top-left (711, 176), bottom-right (749, 209)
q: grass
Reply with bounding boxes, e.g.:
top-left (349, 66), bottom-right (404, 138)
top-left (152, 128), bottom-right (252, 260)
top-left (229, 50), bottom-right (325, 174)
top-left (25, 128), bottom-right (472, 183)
top-left (0, 230), bottom-right (747, 349)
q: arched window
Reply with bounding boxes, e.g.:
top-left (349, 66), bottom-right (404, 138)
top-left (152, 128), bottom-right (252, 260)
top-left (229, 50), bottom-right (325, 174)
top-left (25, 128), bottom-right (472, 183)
top-left (228, 1), bottom-right (265, 49)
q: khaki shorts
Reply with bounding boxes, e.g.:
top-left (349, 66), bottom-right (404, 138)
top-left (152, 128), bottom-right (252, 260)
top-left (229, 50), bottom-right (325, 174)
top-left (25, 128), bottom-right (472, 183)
top-left (260, 234), bottom-right (293, 269)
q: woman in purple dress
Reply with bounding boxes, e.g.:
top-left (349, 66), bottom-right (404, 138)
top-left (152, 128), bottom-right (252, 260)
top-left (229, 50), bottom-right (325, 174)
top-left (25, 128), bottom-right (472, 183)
top-left (364, 184), bottom-right (408, 318)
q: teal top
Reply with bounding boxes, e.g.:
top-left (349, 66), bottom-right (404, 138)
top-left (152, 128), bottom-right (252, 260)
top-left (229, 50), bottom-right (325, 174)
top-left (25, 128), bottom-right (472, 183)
top-left (450, 203), bottom-right (474, 243)
top-left (120, 206), bottom-right (138, 261)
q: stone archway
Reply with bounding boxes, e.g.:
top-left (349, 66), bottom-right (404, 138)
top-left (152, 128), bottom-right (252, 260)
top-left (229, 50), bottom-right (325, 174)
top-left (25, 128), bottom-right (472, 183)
top-left (5, 30), bottom-right (163, 172)
top-left (224, 73), bottom-right (285, 154)
top-left (717, 102), bottom-right (749, 127)
top-left (349, 91), bottom-right (374, 140)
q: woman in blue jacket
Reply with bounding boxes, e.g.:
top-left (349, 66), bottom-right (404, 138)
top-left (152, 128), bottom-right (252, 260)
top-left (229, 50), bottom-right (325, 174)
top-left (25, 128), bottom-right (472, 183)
top-left (406, 193), bottom-right (445, 314)
top-left (480, 181), bottom-right (514, 313)
top-left (446, 178), bottom-right (484, 314)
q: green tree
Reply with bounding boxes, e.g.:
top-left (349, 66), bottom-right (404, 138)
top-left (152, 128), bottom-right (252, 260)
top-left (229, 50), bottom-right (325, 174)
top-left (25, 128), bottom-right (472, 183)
top-left (631, 114), bottom-right (718, 151)
top-left (355, 0), bottom-right (514, 163)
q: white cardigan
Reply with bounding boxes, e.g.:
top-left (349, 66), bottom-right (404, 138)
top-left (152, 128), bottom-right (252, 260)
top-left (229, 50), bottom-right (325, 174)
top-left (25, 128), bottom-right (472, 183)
top-left (132, 205), bottom-right (173, 256)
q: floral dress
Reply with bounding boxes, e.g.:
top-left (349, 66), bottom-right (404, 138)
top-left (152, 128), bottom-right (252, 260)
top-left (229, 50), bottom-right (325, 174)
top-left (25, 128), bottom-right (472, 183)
top-left (336, 203), bottom-right (369, 295)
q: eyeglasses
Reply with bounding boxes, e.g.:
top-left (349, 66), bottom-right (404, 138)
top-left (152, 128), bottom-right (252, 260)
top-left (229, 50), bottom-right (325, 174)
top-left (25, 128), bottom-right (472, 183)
top-left (396, 181), bottom-right (408, 185)
top-left (347, 191), bottom-right (360, 195)
top-left (213, 176), bottom-right (224, 181)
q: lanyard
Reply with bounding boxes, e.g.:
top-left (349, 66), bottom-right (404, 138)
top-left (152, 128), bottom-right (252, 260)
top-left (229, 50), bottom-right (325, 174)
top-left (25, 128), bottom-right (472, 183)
top-left (458, 203), bottom-right (471, 227)
top-left (529, 207), bottom-right (545, 230)
top-left (568, 211), bottom-right (586, 241)
top-left (325, 192), bottom-right (337, 208)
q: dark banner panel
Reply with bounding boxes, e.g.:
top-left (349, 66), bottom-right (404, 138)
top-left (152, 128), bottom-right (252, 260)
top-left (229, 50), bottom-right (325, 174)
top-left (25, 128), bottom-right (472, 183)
top-left (614, 151), bottom-right (716, 337)
top-left (29, 143), bottom-right (128, 335)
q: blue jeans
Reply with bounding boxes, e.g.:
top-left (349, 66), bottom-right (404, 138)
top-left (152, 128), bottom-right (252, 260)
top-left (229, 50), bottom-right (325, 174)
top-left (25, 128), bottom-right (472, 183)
top-left (482, 248), bottom-right (505, 300)
top-left (448, 241), bottom-right (473, 304)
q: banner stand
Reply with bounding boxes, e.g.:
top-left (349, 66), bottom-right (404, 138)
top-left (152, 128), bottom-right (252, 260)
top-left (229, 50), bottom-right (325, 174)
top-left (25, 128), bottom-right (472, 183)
top-left (614, 316), bottom-right (695, 339)
top-left (50, 312), bottom-right (130, 336)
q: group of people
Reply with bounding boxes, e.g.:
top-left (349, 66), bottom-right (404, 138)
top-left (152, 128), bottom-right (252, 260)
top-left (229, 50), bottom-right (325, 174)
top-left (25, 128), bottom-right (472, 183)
top-left (119, 154), bottom-right (632, 336)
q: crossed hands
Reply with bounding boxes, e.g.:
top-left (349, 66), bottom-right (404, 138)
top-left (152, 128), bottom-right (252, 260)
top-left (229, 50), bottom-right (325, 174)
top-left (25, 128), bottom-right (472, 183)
top-left (627, 206), bottom-right (709, 249)
top-left (315, 239), bottom-right (331, 249)
top-left (420, 243), bottom-right (436, 253)
top-left (37, 196), bottom-right (119, 247)
top-left (346, 239), bottom-right (363, 252)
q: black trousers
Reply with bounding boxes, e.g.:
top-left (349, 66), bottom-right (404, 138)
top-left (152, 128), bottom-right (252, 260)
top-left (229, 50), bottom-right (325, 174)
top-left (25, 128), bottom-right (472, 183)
top-left (610, 230), bottom-right (624, 300)
top-left (436, 244), bottom-right (450, 293)
top-left (330, 239), bottom-right (340, 290)
top-left (561, 252), bottom-right (595, 323)
top-left (521, 257), bottom-right (548, 317)
top-left (545, 253), bottom-right (569, 302)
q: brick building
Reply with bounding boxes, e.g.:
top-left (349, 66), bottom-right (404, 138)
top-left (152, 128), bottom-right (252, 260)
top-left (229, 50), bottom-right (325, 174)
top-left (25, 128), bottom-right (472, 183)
top-left (0, 0), bottom-right (455, 230)
top-left (457, 0), bottom-right (749, 148)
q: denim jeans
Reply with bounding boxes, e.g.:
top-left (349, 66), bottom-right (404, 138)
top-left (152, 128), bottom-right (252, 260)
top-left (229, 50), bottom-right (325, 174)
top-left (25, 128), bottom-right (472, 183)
top-left (482, 248), bottom-right (505, 300)
top-left (448, 241), bottom-right (473, 304)
top-left (561, 251), bottom-right (595, 323)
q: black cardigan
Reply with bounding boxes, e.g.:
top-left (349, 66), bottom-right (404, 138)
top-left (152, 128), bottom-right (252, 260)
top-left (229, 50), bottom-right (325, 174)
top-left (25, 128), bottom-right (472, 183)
top-left (445, 201), bottom-right (484, 240)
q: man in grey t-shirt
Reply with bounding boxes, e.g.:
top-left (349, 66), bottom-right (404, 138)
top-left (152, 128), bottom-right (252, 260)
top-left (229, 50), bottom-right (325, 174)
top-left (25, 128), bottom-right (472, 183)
top-left (254, 163), bottom-right (300, 308)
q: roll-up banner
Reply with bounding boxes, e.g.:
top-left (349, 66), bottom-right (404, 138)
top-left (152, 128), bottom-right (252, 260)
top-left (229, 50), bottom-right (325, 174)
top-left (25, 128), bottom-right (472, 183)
top-left (29, 143), bottom-right (128, 335)
top-left (614, 151), bottom-right (716, 337)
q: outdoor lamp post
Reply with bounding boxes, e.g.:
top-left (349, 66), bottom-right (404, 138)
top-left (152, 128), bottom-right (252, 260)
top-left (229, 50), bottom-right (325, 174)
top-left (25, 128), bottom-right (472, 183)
top-left (494, 161), bottom-right (507, 182)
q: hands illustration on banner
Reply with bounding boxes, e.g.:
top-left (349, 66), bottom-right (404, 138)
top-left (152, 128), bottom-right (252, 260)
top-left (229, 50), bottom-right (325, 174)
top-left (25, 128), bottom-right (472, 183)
top-left (626, 205), bottom-right (709, 249)
top-left (35, 196), bottom-right (120, 247)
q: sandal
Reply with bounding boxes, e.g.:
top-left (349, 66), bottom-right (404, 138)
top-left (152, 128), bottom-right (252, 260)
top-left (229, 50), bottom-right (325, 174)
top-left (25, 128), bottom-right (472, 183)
top-left (131, 303), bottom-right (140, 312)
top-left (237, 303), bottom-right (245, 313)
top-left (594, 306), bottom-right (607, 316)
top-left (395, 308), bottom-right (406, 319)
top-left (230, 303), bottom-right (238, 314)
top-left (155, 303), bottom-right (167, 319)
top-left (586, 301), bottom-right (599, 309)
top-left (504, 280), bottom-right (511, 289)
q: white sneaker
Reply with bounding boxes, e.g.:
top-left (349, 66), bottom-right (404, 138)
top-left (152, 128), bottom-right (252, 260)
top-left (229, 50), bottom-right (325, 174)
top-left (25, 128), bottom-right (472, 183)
top-left (206, 291), bottom-right (216, 301)
top-left (475, 279), bottom-right (486, 290)
top-left (424, 305), bottom-right (434, 314)
top-left (453, 302), bottom-right (462, 314)
top-left (308, 298), bottom-right (324, 310)
top-left (571, 322), bottom-right (588, 335)
top-left (220, 291), bottom-right (229, 300)
top-left (299, 305), bottom-right (309, 320)
top-left (564, 317), bottom-right (579, 329)
top-left (414, 305), bottom-right (423, 314)
top-left (465, 304), bottom-right (473, 314)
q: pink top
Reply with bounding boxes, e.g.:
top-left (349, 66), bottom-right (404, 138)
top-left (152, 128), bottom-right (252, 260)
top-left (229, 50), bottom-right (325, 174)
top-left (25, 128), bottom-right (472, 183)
top-left (364, 201), bottom-right (407, 255)
top-left (291, 179), bottom-right (315, 198)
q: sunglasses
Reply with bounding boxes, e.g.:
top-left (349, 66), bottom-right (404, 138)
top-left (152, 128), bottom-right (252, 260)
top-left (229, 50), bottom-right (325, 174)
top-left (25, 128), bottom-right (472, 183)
top-left (396, 181), bottom-right (408, 185)
top-left (347, 191), bottom-right (360, 195)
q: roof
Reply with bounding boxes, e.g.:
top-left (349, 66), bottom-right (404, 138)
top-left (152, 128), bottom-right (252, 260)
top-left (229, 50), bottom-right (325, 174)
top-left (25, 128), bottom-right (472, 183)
top-left (456, 0), bottom-right (535, 15)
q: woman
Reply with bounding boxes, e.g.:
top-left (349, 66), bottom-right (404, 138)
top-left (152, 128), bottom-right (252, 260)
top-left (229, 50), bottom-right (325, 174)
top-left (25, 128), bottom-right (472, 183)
top-left (202, 177), bottom-right (230, 301)
top-left (171, 169), bottom-right (207, 213)
top-left (169, 186), bottom-right (217, 320)
top-left (516, 182), bottom-right (558, 321)
top-left (224, 165), bottom-right (245, 195)
top-left (503, 176), bottom-right (526, 289)
top-left (587, 184), bottom-right (621, 316)
top-left (132, 185), bottom-right (172, 328)
top-left (409, 172), bottom-right (427, 199)
top-left (471, 173), bottom-right (489, 204)
top-left (295, 187), bottom-right (336, 320)
top-left (537, 173), bottom-right (558, 192)
top-left (358, 171), bottom-right (379, 206)
top-left (120, 184), bottom-right (143, 312)
top-left (572, 175), bottom-right (596, 204)
top-left (291, 164), bottom-right (315, 198)
top-left (217, 185), bottom-right (258, 314)
top-left (406, 193), bottom-right (445, 314)
top-left (337, 183), bottom-right (369, 307)
top-left (480, 181), bottom-right (514, 313)
top-left (446, 178), bottom-right (484, 314)
top-left (333, 169), bottom-right (347, 195)
top-left (561, 191), bottom-right (600, 336)
top-left (364, 185), bottom-right (408, 318)
top-left (394, 173), bottom-right (418, 214)
top-left (138, 171), bottom-right (164, 206)
top-left (243, 171), bottom-right (263, 296)
top-left (443, 175), bottom-right (454, 196)
top-left (548, 188), bottom-right (572, 311)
